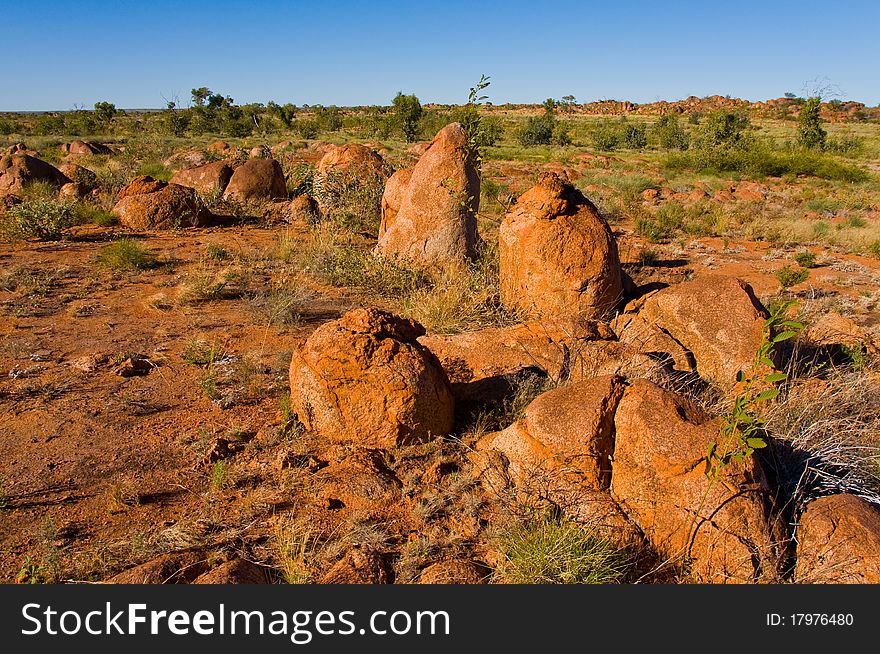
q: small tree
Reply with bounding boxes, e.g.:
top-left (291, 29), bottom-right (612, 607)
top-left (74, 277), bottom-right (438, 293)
top-left (653, 114), bottom-right (689, 150)
top-left (268, 101), bottom-right (297, 129)
top-left (391, 92), bottom-right (423, 142)
top-left (561, 95), bottom-right (576, 113)
top-left (797, 96), bottom-right (826, 150)
top-left (93, 101), bottom-right (117, 125)
top-left (459, 74), bottom-right (492, 172)
top-left (191, 87), bottom-right (211, 108)
top-left (164, 101), bottom-right (189, 137)
top-left (699, 110), bottom-right (750, 147)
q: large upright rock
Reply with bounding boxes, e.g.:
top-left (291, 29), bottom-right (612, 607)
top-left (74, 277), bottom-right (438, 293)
top-left (499, 172), bottom-right (624, 320)
top-left (112, 177), bottom-right (210, 230)
top-left (639, 275), bottom-right (768, 384)
top-left (378, 168), bottom-right (412, 235)
top-left (0, 153), bottom-right (69, 197)
top-left (376, 123), bottom-right (479, 263)
top-left (612, 379), bottom-right (780, 583)
top-left (222, 158), bottom-right (287, 202)
top-left (170, 160), bottom-right (233, 196)
top-left (795, 494), bottom-right (880, 584)
top-left (289, 308), bottom-right (454, 447)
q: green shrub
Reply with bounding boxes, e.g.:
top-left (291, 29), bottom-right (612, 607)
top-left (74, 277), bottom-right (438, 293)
top-left (793, 251), bottom-right (817, 268)
top-left (846, 215), bottom-right (867, 229)
top-left (775, 265), bottom-right (809, 288)
top-left (591, 120), bottom-right (621, 151)
top-left (495, 515), bottom-right (630, 584)
top-left (621, 122), bottom-right (647, 149)
top-left (314, 169), bottom-right (386, 234)
top-left (315, 106), bottom-right (343, 132)
top-left (307, 243), bottom-right (429, 298)
top-left (32, 114), bottom-right (66, 136)
top-left (96, 239), bottom-right (157, 271)
top-left (664, 143), bottom-right (867, 182)
top-left (869, 240), bottom-right (880, 259)
top-left (653, 114), bottom-right (690, 150)
top-left (0, 118), bottom-right (18, 135)
top-left (797, 97), bottom-right (827, 150)
top-left (825, 135), bottom-right (864, 156)
top-left (1, 198), bottom-right (76, 241)
top-left (635, 201), bottom-right (720, 242)
top-left (296, 119), bottom-right (319, 139)
top-left (697, 110), bottom-right (751, 147)
top-left (392, 92), bottom-right (423, 142)
top-left (591, 118), bottom-right (647, 151)
top-left (517, 115), bottom-right (554, 146)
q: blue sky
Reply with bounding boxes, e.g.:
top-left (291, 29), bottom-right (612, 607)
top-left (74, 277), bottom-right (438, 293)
top-left (3, 0), bottom-right (877, 110)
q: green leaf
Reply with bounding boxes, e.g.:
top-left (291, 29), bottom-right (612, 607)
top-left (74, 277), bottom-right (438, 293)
top-left (747, 438), bottom-right (767, 449)
top-left (736, 370), bottom-right (745, 382)
top-left (764, 372), bottom-right (788, 383)
top-left (759, 356), bottom-right (775, 367)
top-left (773, 330), bottom-right (798, 343)
top-left (754, 388), bottom-right (780, 402)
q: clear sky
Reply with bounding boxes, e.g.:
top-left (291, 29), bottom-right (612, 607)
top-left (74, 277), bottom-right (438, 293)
top-left (2, 0), bottom-right (877, 110)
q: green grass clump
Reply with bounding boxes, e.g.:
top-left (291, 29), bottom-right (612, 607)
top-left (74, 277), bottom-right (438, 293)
top-left (205, 243), bottom-right (229, 261)
top-left (135, 162), bottom-right (173, 182)
top-left (75, 203), bottom-right (117, 226)
top-left (495, 514), bottom-right (630, 584)
top-left (96, 239), bottom-right (157, 271)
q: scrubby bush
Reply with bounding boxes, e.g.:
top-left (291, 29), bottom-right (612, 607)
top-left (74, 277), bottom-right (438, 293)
top-left (697, 110), bottom-right (751, 148)
top-left (392, 92), bottom-right (423, 142)
top-left (1, 198), bottom-right (76, 241)
top-left (775, 265), bottom-right (809, 288)
top-left (825, 135), bottom-right (864, 156)
top-left (517, 115), bottom-right (554, 146)
top-left (517, 97), bottom-right (571, 147)
top-left (797, 97), bottom-right (827, 151)
top-left (793, 251), bottom-right (817, 268)
top-left (32, 114), bottom-right (66, 136)
top-left (590, 117), bottom-right (647, 151)
top-left (653, 114), bottom-right (690, 150)
top-left (635, 201), bottom-right (722, 242)
top-left (314, 106), bottom-right (343, 132)
top-left (0, 118), bottom-right (18, 135)
top-left (664, 142), bottom-right (867, 182)
top-left (296, 119), bottom-right (319, 139)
